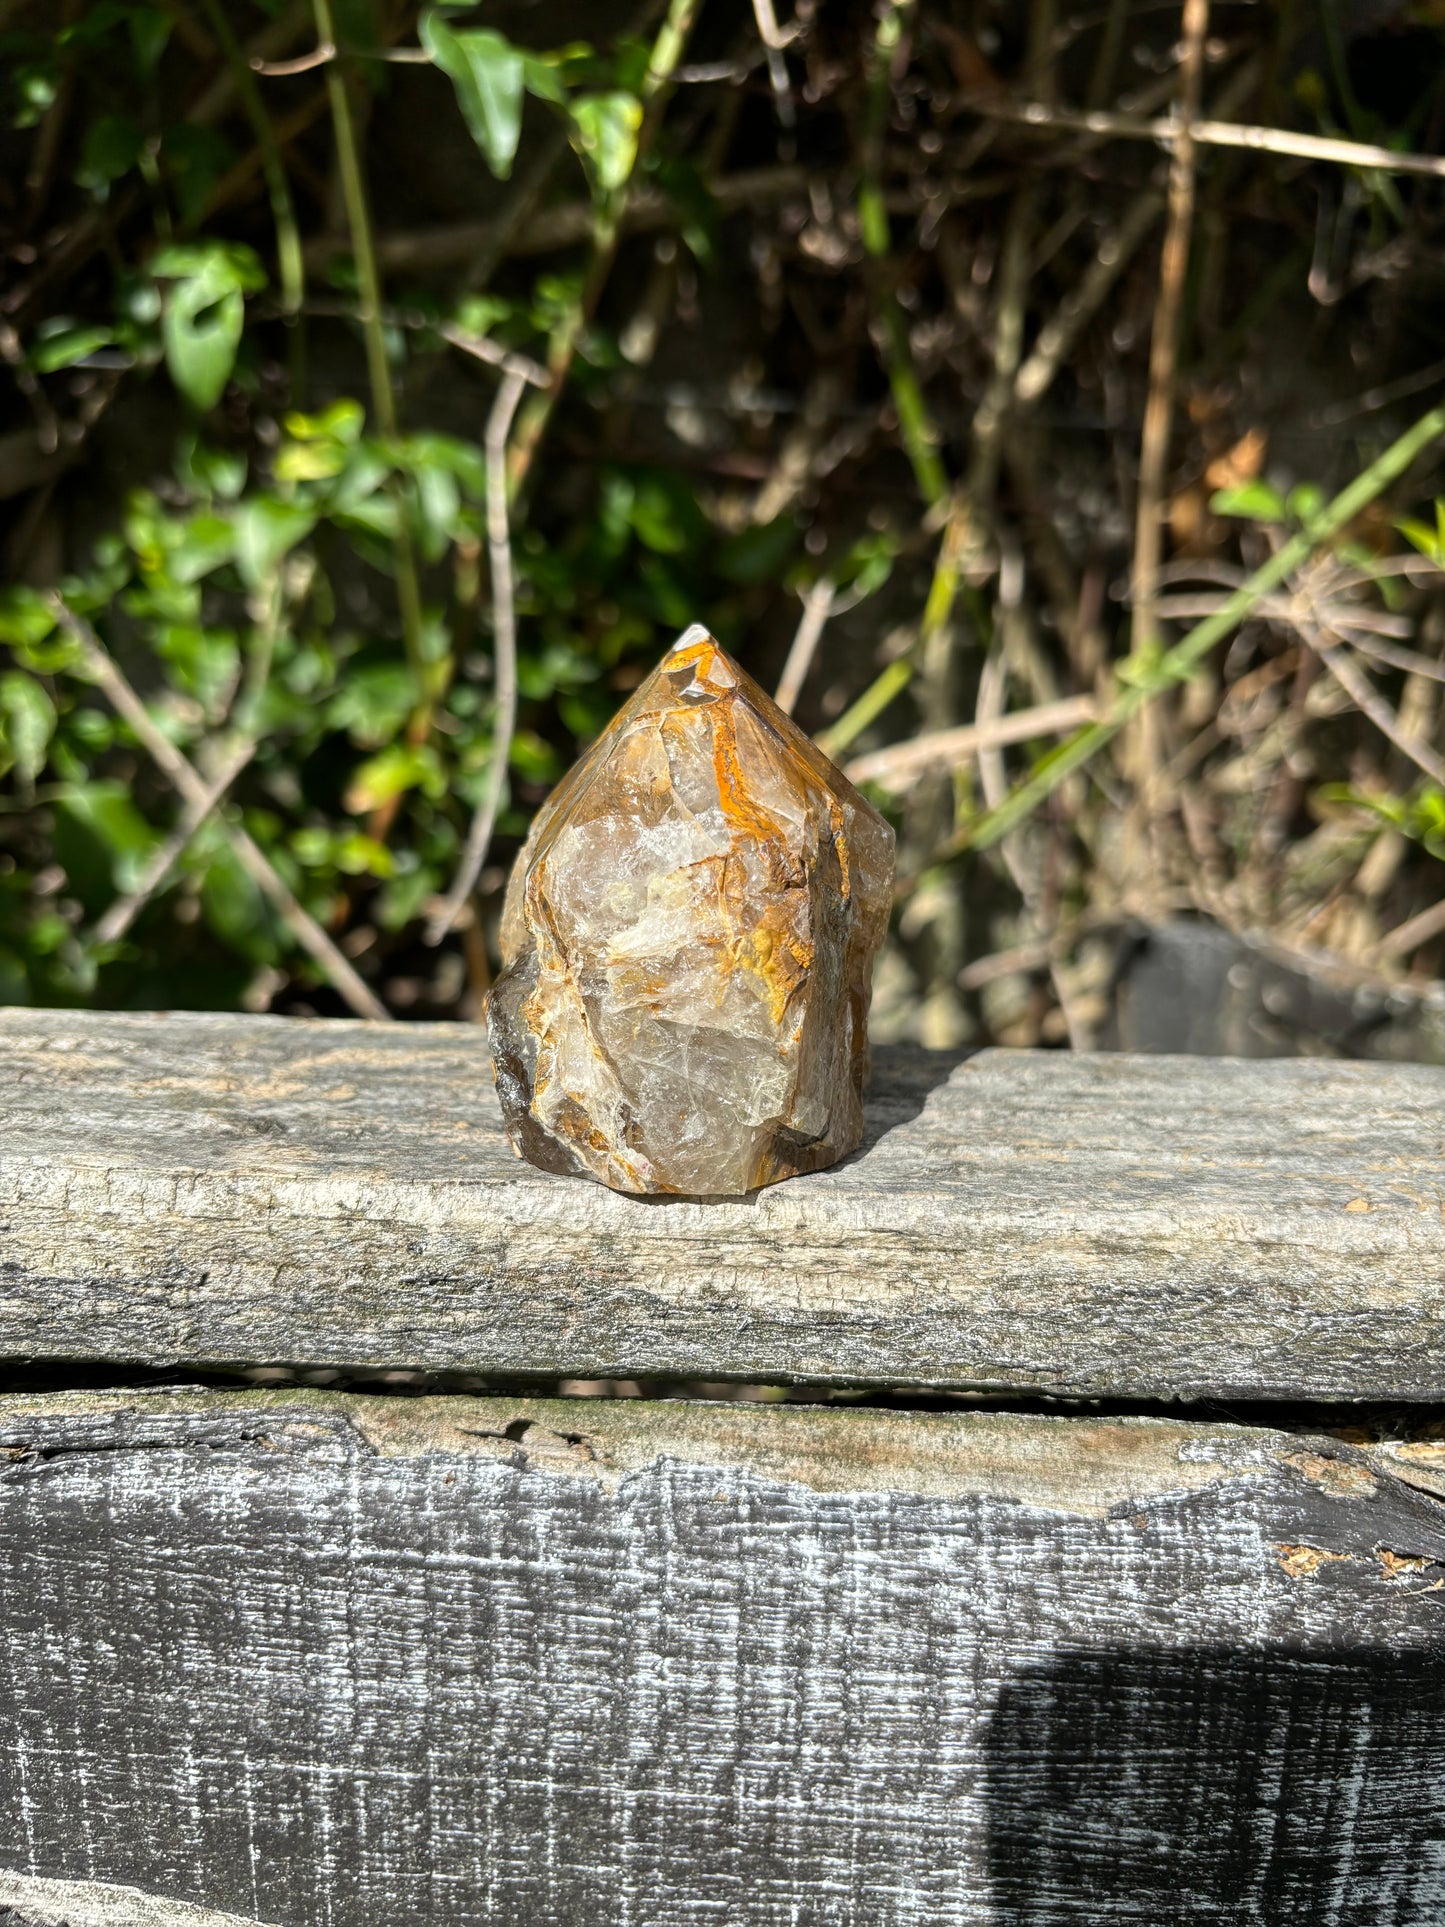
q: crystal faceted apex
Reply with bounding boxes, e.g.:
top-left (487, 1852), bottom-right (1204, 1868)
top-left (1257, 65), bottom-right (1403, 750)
top-left (487, 625), bottom-right (895, 1196)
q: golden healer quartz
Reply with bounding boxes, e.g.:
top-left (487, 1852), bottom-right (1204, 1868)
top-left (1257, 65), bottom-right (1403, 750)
top-left (487, 626), bottom-right (895, 1196)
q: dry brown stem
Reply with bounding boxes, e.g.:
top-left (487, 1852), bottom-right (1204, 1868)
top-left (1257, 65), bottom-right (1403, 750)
top-left (52, 599), bottom-right (390, 1021)
top-left (426, 367), bottom-right (531, 949)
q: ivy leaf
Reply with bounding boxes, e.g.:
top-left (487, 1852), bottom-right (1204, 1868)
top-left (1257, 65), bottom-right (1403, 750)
top-left (1209, 481), bottom-right (1288, 523)
top-left (344, 741), bottom-right (446, 813)
top-left (568, 92), bottom-right (642, 193)
top-left (30, 324), bottom-right (117, 373)
top-left (0, 672), bottom-right (56, 784)
top-left (420, 12), bottom-right (525, 178)
top-left (0, 587), bottom-right (58, 650)
top-left (233, 497), bottom-right (316, 589)
top-left (151, 242), bottom-right (266, 412)
top-left (76, 112), bottom-right (144, 193)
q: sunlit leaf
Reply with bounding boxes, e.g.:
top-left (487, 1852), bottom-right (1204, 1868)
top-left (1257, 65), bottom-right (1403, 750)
top-left (568, 92), bottom-right (642, 193)
top-left (344, 741), bottom-right (446, 812)
top-left (152, 243), bottom-right (266, 411)
top-left (0, 672), bottom-right (56, 784)
top-left (1210, 481), bottom-right (1288, 522)
top-left (233, 497), bottom-right (315, 589)
top-left (420, 12), bottom-right (525, 178)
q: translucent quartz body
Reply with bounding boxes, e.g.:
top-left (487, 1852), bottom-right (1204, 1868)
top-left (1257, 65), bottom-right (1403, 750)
top-left (487, 628), bottom-right (894, 1196)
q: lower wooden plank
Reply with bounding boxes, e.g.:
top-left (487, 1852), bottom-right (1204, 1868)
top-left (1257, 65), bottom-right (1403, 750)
top-left (0, 1870), bottom-right (273, 1927)
top-left (0, 1389), bottom-right (1442, 1925)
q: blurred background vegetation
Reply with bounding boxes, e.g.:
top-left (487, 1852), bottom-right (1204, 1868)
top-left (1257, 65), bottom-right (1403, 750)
top-left (2, 0), bottom-right (1444, 1059)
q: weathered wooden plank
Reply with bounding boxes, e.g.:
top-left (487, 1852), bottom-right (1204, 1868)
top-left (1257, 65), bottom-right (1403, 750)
top-left (1, 1006), bottom-right (1443, 1398)
top-left (0, 1870), bottom-right (273, 1927)
top-left (0, 1388), bottom-right (1441, 1925)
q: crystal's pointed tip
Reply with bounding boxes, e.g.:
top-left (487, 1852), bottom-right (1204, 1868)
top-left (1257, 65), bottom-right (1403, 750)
top-left (668, 622), bottom-right (716, 655)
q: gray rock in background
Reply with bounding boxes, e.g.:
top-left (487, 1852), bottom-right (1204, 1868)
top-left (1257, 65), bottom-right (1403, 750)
top-left (1102, 920), bottom-right (1445, 1064)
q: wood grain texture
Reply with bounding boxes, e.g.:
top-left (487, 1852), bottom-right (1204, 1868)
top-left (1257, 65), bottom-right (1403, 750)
top-left (2, 1008), bottom-right (1443, 1398)
top-left (0, 1870), bottom-right (274, 1927)
top-left (0, 1388), bottom-right (1441, 1926)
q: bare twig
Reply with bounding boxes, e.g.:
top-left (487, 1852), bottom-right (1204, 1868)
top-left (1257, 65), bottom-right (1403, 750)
top-left (426, 366), bottom-right (530, 948)
top-left (970, 98), bottom-right (1445, 180)
top-left (972, 646), bottom-right (1087, 1049)
top-left (251, 42), bottom-right (335, 74)
top-left (947, 400), bottom-right (1445, 853)
top-left (52, 599), bottom-right (390, 1021)
top-left (844, 695), bottom-right (1099, 788)
top-left (507, 0), bottom-right (702, 496)
top-left (1303, 627), bottom-right (1445, 788)
top-left (93, 733), bottom-right (258, 945)
top-left (254, 42), bottom-right (433, 72)
top-left (436, 326), bottom-right (550, 388)
top-left (750, 0), bottom-right (796, 130)
top-left (93, 732), bottom-right (258, 944)
top-left (1377, 896), bottom-right (1445, 960)
top-left (1132, 0), bottom-right (1209, 658)
top-left (1015, 189), bottom-right (1165, 406)
top-left (1336, 632), bottom-right (1445, 685)
top-left (775, 578), bottom-right (835, 717)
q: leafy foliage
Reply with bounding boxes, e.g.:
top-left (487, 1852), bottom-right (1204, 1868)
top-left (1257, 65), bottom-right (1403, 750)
top-left (1, 0), bottom-right (1443, 1042)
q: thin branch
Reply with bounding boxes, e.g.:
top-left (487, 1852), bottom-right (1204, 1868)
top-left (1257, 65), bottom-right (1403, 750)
top-left (199, 0), bottom-right (305, 327)
top-left (52, 599), bottom-right (390, 1021)
top-left (92, 734), bottom-right (258, 945)
top-left (949, 400), bottom-right (1445, 853)
top-left (970, 98), bottom-right (1445, 180)
top-left (426, 367), bottom-right (530, 948)
top-left (972, 647), bottom-right (1087, 1050)
top-left (1303, 627), bottom-right (1445, 788)
top-left (1335, 631), bottom-right (1445, 685)
top-left (1132, 0), bottom-right (1209, 658)
top-left (507, 0), bottom-right (702, 496)
top-left (1014, 188), bottom-right (1164, 406)
top-left (253, 42), bottom-right (435, 72)
top-left (844, 695), bottom-right (1099, 788)
top-left (313, 0), bottom-right (431, 740)
top-left (1377, 896), bottom-right (1445, 960)
top-left (774, 578), bottom-right (835, 717)
top-left (750, 0), bottom-right (796, 130)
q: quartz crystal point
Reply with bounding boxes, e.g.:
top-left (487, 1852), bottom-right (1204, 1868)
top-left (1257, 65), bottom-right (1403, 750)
top-left (487, 625), bottom-right (894, 1196)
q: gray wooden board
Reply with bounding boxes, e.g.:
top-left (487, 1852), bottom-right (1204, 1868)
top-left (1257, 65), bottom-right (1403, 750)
top-left (2, 1008), bottom-right (1444, 1398)
top-left (0, 1388), bottom-right (1442, 1925)
top-left (0, 1870), bottom-right (275, 1927)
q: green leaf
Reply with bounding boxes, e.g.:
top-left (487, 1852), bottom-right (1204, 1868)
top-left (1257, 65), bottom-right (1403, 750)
top-left (29, 324), bottom-right (117, 373)
top-left (420, 12), bottom-right (525, 178)
top-left (519, 51), bottom-right (567, 105)
top-left (326, 661), bottom-right (417, 746)
top-left (716, 514), bottom-right (799, 585)
top-left (1210, 481), bottom-right (1288, 522)
top-left (157, 123), bottom-right (236, 227)
top-left (233, 497), bottom-right (316, 589)
top-left (0, 672), bottom-right (56, 783)
top-left (1286, 482), bottom-right (1325, 524)
top-left (54, 782), bottom-right (162, 901)
top-left (284, 398), bottom-right (365, 444)
top-left (568, 92), bottom-right (642, 193)
top-left (77, 112), bottom-right (144, 192)
top-left (1396, 501), bottom-right (1445, 566)
top-left (153, 242), bottom-right (266, 411)
top-left (0, 587), bottom-right (57, 649)
top-left (170, 512), bottom-right (237, 583)
top-left (161, 267), bottom-right (242, 410)
top-left (129, 4), bottom-right (171, 71)
top-left (344, 741), bottom-right (446, 812)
